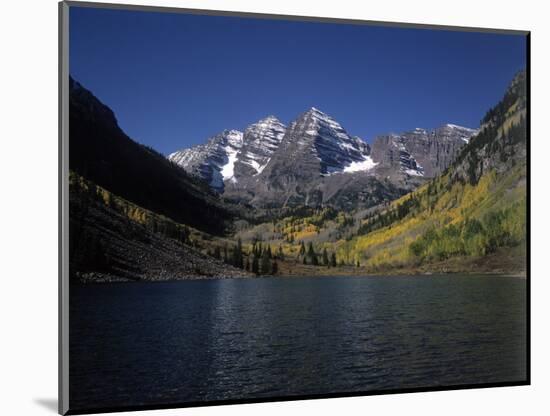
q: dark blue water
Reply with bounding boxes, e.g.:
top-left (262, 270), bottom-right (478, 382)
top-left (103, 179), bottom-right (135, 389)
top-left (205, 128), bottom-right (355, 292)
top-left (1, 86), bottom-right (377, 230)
top-left (69, 275), bottom-right (527, 411)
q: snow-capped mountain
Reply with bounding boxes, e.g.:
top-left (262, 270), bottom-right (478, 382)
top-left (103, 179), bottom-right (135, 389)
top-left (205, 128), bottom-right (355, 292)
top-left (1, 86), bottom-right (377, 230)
top-left (169, 116), bottom-right (286, 191)
top-left (233, 107), bottom-right (380, 208)
top-left (309, 107), bottom-right (375, 175)
top-left (260, 107), bottom-right (374, 184)
top-left (168, 129), bottom-right (243, 191)
top-left (169, 107), bottom-right (477, 210)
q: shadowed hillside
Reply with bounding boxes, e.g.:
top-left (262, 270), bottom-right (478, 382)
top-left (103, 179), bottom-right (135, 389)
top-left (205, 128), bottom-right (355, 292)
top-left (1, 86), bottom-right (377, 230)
top-left (69, 77), bottom-right (231, 236)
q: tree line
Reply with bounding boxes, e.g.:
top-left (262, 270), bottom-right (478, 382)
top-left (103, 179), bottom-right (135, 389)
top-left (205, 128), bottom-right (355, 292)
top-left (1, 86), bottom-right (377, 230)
top-left (298, 241), bottom-right (337, 267)
top-left (208, 239), bottom-right (280, 275)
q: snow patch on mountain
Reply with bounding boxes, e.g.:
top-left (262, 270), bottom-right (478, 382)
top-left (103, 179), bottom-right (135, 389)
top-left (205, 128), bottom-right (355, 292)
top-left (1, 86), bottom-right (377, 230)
top-left (343, 155), bottom-right (378, 173)
top-left (246, 159), bottom-right (265, 174)
top-left (405, 168), bottom-right (424, 176)
top-left (220, 146), bottom-right (239, 181)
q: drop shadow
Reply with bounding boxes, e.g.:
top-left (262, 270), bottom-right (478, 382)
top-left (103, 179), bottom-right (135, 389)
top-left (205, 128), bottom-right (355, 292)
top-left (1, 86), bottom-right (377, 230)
top-left (34, 398), bottom-right (58, 413)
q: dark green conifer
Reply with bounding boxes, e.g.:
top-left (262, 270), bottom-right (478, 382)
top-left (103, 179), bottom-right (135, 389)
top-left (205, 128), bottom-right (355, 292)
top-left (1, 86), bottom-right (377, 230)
top-left (322, 248), bottom-right (329, 266)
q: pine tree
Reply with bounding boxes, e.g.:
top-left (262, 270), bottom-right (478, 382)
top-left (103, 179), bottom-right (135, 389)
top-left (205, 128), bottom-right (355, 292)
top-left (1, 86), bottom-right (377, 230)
top-left (252, 255), bottom-right (259, 275)
top-left (278, 244), bottom-right (284, 260)
top-left (245, 257), bottom-right (250, 272)
top-left (306, 242), bottom-right (318, 266)
top-left (260, 250), bottom-right (271, 275)
top-left (312, 254), bottom-right (319, 266)
top-left (180, 226), bottom-right (189, 244)
top-left (271, 260), bottom-right (278, 275)
top-left (236, 238), bottom-right (244, 268)
top-left (299, 241), bottom-right (305, 256)
top-left (307, 242), bottom-right (315, 257)
top-left (330, 252), bottom-right (337, 267)
top-left (322, 248), bottom-right (329, 266)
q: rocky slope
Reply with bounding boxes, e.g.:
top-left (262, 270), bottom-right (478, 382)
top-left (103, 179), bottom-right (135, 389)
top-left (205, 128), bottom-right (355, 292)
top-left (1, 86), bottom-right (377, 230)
top-left (69, 176), bottom-right (251, 282)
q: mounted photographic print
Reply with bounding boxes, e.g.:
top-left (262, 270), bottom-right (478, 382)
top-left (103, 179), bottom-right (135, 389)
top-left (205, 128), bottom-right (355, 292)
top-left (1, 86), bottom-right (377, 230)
top-left (59, 1), bottom-right (530, 414)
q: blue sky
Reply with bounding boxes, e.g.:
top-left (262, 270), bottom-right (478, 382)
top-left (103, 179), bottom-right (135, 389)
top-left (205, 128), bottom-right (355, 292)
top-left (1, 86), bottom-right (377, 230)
top-left (69, 6), bottom-right (526, 155)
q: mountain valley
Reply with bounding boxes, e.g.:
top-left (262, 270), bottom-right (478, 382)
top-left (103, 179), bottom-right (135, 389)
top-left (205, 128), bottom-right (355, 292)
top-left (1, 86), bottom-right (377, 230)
top-left (68, 71), bottom-right (527, 281)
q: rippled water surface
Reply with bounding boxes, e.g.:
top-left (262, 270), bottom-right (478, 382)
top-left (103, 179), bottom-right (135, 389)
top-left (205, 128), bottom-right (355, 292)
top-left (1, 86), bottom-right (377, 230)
top-left (69, 275), bottom-right (527, 411)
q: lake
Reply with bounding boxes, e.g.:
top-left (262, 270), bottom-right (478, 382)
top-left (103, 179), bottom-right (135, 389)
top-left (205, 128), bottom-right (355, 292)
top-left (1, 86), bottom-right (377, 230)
top-left (69, 274), bottom-right (527, 412)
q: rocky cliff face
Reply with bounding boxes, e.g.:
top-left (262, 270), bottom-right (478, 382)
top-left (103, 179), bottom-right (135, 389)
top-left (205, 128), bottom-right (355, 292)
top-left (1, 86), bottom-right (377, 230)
top-left (232, 116), bottom-right (286, 180)
top-left (69, 177), bottom-right (251, 282)
top-left (371, 124), bottom-right (478, 179)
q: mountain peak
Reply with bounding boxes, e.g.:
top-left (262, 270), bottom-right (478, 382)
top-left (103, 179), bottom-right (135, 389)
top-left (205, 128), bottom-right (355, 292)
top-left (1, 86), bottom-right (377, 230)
top-left (236, 115), bottom-right (287, 177)
top-left (306, 106), bottom-right (328, 117)
top-left (223, 129), bottom-right (243, 137)
top-left (264, 105), bottom-right (374, 177)
top-left (247, 115), bottom-right (286, 133)
top-left (435, 124), bottom-right (479, 143)
top-left (245, 115), bottom-right (286, 137)
top-left (220, 129), bottom-right (244, 147)
top-left (445, 123), bottom-right (463, 129)
top-left (260, 114), bottom-right (281, 123)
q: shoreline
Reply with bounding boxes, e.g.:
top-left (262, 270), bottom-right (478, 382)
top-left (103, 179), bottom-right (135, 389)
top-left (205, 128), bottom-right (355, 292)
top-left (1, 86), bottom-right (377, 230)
top-left (70, 269), bottom-right (527, 285)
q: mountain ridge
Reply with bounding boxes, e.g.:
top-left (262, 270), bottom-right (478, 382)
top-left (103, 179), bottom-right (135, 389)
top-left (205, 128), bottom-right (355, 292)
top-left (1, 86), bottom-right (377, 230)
top-left (170, 106), bottom-right (477, 211)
